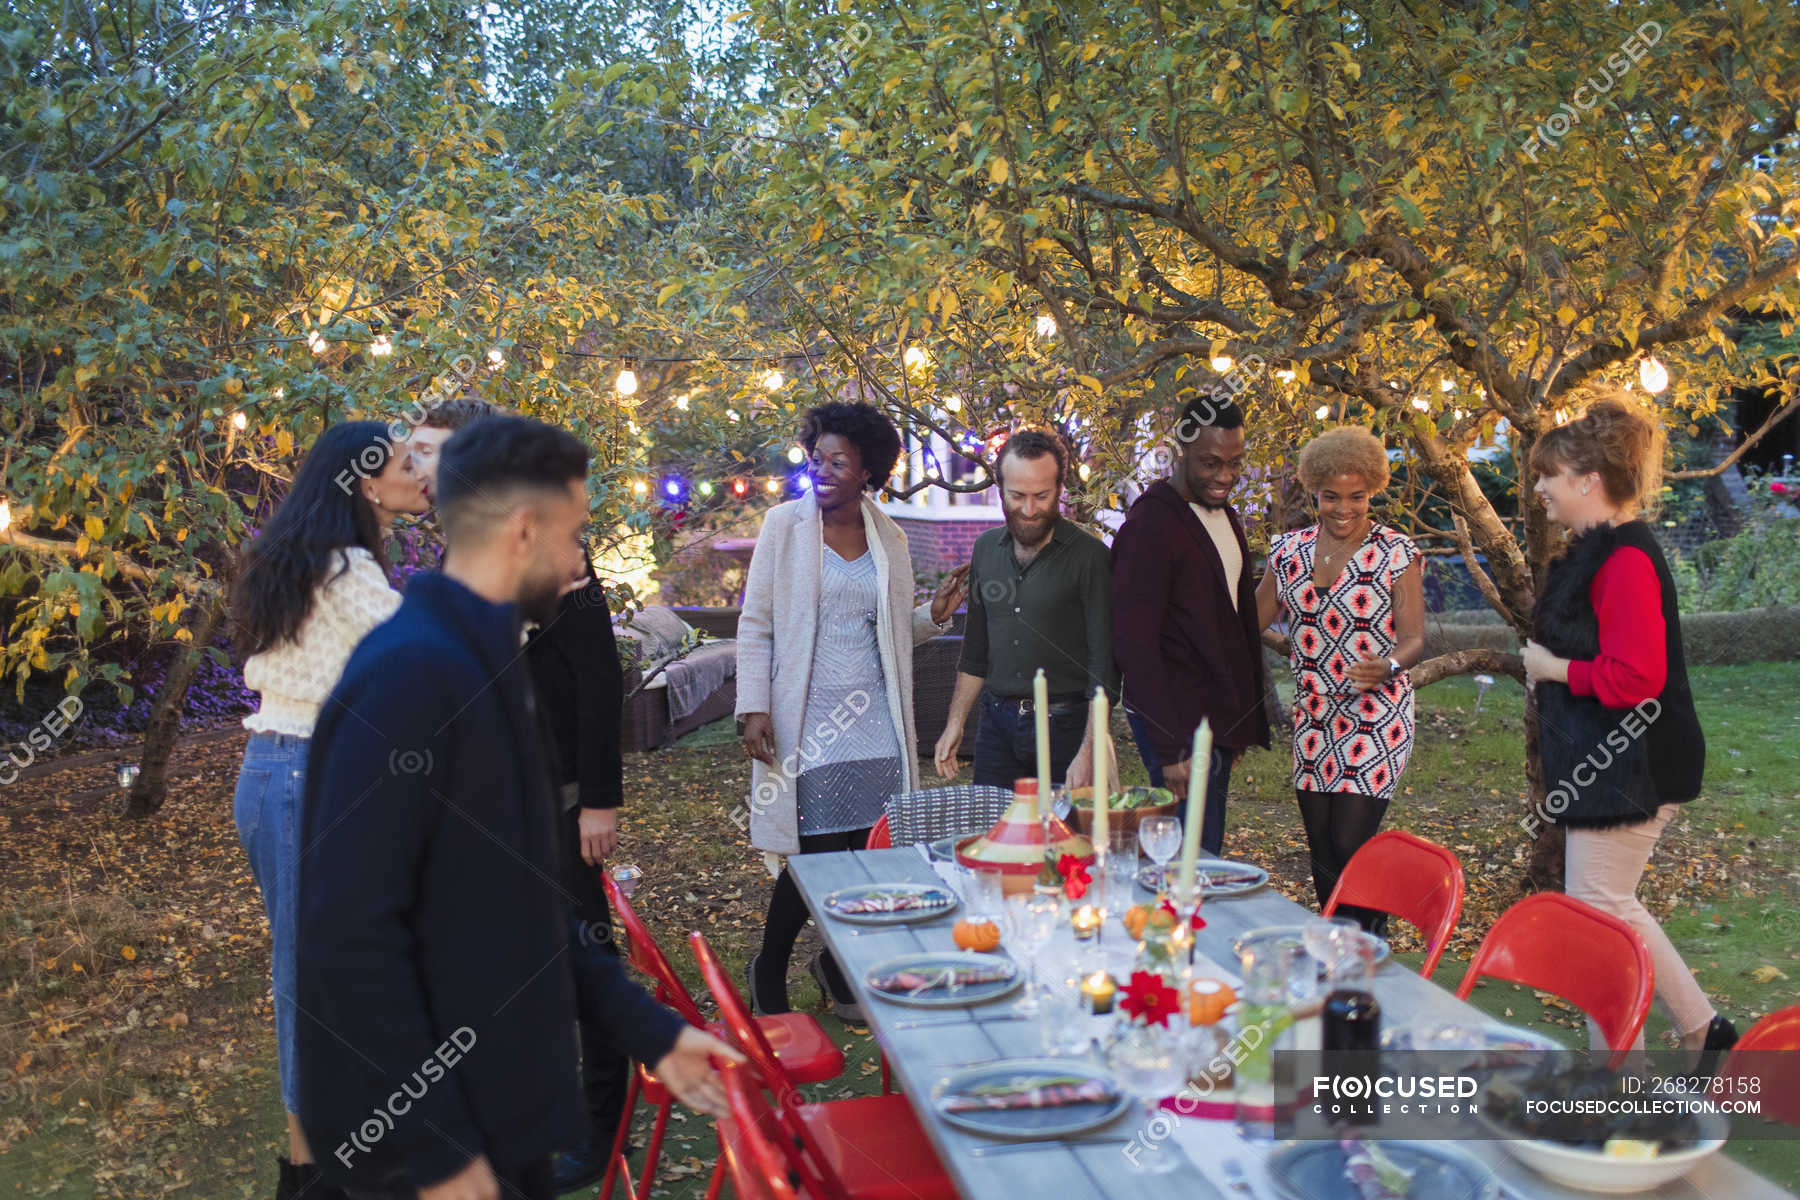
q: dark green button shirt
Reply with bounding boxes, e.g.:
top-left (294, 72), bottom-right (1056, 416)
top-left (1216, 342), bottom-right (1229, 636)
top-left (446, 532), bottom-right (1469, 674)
top-left (959, 517), bottom-right (1119, 702)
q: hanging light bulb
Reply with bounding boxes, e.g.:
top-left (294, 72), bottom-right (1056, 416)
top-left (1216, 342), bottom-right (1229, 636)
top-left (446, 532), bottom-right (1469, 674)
top-left (1035, 313), bottom-right (1058, 339)
top-left (674, 393), bottom-right (690, 411)
top-left (1210, 355), bottom-right (1233, 373)
top-left (1639, 354), bottom-right (1669, 394)
top-left (1315, 404), bottom-right (1331, 420)
top-left (943, 394), bottom-right (962, 412)
top-left (731, 477), bottom-right (749, 497)
top-left (632, 479), bottom-right (648, 495)
top-left (615, 366), bottom-right (639, 396)
top-left (761, 368), bottom-right (785, 391)
top-left (765, 479), bottom-right (780, 494)
top-left (231, 411), bottom-right (248, 430)
top-left (699, 481), bottom-right (715, 497)
top-left (787, 446), bottom-right (805, 464)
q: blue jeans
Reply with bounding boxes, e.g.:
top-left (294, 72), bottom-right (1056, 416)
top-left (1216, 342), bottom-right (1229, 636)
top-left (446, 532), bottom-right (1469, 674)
top-left (232, 730), bottom-right (310, 1112)
top-left (972, 691), bottom-right (1088, 789)
top-left (1126, 709), bottom-right (1234, 857)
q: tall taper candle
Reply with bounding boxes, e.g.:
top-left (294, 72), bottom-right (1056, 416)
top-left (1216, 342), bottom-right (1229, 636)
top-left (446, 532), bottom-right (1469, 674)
top-left (1176, 717), bottom-right (1212, 896)
top-left (1033, 668), bottom-right (1052, 821)
top-left (1090, 689), bottom-right (1110, 853)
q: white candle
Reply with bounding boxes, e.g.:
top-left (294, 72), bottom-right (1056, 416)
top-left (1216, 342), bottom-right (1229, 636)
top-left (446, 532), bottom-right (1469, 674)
top-left (1033, 669), bottom-right (1051, 821)
top-left (1177, 718), bottom-right (1212, 896)
top-left (1091, 689), bottom-right (1110, 852)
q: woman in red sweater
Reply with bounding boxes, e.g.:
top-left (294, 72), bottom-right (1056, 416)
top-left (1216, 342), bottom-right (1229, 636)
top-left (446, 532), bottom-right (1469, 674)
top-left (1523, 397), bottom-right (1734, 1071)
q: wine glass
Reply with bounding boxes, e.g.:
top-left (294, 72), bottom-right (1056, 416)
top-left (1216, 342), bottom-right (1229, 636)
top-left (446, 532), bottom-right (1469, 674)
top-left (1108, 1026), bottom-right (1186, 1174)
top-left (1301, 916), bottom-right (1361, 982)
top-left (608, 862), bottom-right (643, 900)
top-left (1004, 894), bottom-right (1060, 1015)
top-left (968, 868), bottom-right (1006, 922)
top-left (1137, 816), bottom-right (1182, 892)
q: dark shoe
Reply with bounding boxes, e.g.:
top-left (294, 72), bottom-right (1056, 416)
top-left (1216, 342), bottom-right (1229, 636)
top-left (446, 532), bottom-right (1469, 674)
top-left (746, 952), bottom-right (789, 1015)
top-left (1693, 1015), bottom-right (1739, 1079)
top-left (552, 1146), bottom-right (609, 1193)
top-left (809, 953), bottom-right (866, 1025)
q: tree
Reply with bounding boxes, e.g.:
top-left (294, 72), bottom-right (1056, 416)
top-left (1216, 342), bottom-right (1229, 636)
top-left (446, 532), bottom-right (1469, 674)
top-left (0, 0), bottom-right (755, 811)
top-left (720, 0), bottom-right (1800, 885)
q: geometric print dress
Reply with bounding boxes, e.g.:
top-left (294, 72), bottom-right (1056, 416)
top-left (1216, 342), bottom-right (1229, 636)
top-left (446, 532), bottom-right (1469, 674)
top-left (1269, 522), bottom-right (1420, 800)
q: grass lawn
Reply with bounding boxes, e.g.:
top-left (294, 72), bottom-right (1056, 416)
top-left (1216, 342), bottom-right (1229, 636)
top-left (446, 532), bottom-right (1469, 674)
top-left (1, 663), bottom-right (1795, 1198)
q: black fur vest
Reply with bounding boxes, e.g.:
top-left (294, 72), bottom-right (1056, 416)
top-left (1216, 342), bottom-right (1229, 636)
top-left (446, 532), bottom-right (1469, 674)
top-left (1530, 521), bottom-right (1704, 829)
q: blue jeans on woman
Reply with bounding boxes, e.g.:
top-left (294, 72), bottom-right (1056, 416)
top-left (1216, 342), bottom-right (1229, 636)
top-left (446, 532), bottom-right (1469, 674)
top-left (232, 730), bottom-right (311, 1112)
top-left (1126, 709), bottom-right (1233, 857)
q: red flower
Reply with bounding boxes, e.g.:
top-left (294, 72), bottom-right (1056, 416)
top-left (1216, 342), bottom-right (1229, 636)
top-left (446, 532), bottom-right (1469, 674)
top-left (1058, 853), bottom-right (1092, 901)
top-left (1119, 970), bottom-right (1183, 1028)
top-left (1771, 481), bottom-right (1791, 496)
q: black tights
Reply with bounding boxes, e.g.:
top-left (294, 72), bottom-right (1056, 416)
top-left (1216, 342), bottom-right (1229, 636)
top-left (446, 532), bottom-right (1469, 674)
top-left (756, 827), bottom-right (872, 1011)
top-left (1296, 790), bottom-right (1390, 937)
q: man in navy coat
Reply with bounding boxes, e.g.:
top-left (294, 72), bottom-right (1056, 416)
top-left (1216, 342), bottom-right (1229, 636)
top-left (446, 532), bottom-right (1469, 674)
top-left (296, 416), bottom-right (736, 1200)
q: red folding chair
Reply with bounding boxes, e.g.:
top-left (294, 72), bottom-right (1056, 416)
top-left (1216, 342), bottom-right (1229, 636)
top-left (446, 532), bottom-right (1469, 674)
top-left (1454, 892), bottom-right (1653, 1069)
top-left (717, 1062), bottom-right (799, 1200)
top-left (600, 876), bottom-right (844, 1200)
top-left (1322, 830), bottom-right (1465, 978)
top-left (691, 930), bottom-right (957, 1200)
top-left (1721, 1004), bottom-right (1800, 1126)
top-left (864, 814), bottom-right (892, 850)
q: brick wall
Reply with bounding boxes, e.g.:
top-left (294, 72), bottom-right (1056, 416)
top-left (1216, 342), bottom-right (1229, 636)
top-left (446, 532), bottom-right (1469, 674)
top-left (888, 512), bottom-right (1005, 583)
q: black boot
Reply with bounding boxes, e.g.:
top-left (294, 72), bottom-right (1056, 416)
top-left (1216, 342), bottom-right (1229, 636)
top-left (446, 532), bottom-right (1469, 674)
top-left (276, 1158), bottom-right (349, 1200)
top-left (1693, 1014), bottom-right (1739, 1079)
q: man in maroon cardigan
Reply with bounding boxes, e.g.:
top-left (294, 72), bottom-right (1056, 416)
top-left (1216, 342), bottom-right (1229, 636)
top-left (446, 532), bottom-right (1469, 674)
top-left (1111, 395), bottom-right (1269, 855)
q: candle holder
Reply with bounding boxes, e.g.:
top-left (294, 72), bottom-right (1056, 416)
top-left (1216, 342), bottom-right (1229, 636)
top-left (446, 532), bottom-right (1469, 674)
top-left (116, 763), bottom-right (140, 790)
top-left (1081, 970), bottom-right (1117, 1014)
top-left (1071, 904), bottom-right (1102, 941)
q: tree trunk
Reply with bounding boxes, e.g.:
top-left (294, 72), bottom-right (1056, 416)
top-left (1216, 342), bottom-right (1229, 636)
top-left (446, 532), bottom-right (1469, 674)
top-left (125, 592), bottom-right (225, 819)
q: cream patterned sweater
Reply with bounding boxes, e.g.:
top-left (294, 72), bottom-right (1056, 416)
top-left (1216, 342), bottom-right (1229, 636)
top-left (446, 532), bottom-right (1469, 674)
top-left (242, 548), bottom-right (401, 738)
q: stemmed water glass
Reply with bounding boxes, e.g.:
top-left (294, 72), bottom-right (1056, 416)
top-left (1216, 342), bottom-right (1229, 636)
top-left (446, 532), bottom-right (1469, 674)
top-left (1301, 916), bottom-right (1361, 983)
top-left (608, 862), bottom-right (643, 900)
top-left (1137, 816), bottom-right (1182, 893)
top-left (1003, 893), bottom-right (1060, 1016)
top-left (1108, 1026), bottom-right (1187, 1174)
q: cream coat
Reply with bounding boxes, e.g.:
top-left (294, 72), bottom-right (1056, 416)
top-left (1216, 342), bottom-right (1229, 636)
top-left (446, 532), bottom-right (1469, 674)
top-left (735, 493), bottom-right (944, 855)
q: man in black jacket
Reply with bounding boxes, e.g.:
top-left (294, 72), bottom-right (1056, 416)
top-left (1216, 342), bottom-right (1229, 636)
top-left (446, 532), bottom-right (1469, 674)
top-left (296, 416), bottom-right (736, 1200)
top-left (525, 557), bottom-right (633, 1191)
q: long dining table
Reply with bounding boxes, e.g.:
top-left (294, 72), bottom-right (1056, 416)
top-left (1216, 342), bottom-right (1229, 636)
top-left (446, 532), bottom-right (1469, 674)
top-left (788, 846), bottom-right (1794, 1200)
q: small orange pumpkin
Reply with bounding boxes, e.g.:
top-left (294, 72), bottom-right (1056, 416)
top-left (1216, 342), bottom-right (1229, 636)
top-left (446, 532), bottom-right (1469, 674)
top-left (953, 918), bottom-right (1002, 952)
top-left (1187, 978), bottom-right (1238, 1026)
top-left (1122, 904), bottom-right (1152, 940)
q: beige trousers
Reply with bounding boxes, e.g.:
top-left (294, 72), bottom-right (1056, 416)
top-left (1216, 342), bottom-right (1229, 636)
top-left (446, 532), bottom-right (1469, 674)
top-left (1565, 803), bottom-right (1716, 1053)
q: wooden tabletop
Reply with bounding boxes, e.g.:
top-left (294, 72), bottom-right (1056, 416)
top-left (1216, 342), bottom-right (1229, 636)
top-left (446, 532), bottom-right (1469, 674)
top-left (788, 847), bottom-right (1793, 1200)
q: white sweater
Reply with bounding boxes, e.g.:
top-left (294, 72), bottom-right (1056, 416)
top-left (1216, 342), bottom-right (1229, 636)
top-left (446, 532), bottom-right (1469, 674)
top-left (242, 548), bottom-right (401, 737)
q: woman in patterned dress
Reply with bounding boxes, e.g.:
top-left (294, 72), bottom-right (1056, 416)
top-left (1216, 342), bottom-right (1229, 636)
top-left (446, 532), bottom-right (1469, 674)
top-left (228, 422), bottom-right (428, 1198)
top-left (737, 403), bottom-right (969, 1019)
top-left (1255, 426), bottom-right (1424, 934)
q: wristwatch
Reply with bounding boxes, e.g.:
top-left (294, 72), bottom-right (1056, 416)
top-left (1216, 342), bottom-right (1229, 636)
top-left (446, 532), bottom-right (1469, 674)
top-left (1387, 657), bottom-right (1403, 678)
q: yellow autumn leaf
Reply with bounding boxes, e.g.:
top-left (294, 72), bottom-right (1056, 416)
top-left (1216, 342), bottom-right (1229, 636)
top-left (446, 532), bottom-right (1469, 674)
top-left (85, 515), bottom-right (104, 540)
top-left (1076, 374), bottom-right (1103, 394)
top-left (988, 157), bottom-right (1010, 186)
top-left (1749, 964), bottom-right (1788, 983)
top-left (121, 945), bottom-right (137, 961)
top-left (656, 281), bottom-right (683, 307)
top-left (1556, 305), bottom-right (1578, 325)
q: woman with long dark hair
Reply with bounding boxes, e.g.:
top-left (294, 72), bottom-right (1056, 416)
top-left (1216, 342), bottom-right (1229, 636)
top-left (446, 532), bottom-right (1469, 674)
top-left (229, 421), bottom-right (427, 1198)
top-left (1523, 396), bottom-right (1734, 1069)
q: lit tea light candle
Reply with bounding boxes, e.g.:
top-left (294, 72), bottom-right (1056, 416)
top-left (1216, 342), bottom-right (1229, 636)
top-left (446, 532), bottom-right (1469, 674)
top-left (1081, 970), bottom-right (1116, 1014)
top-left (1071, 904), bottom-right (1101, 940)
